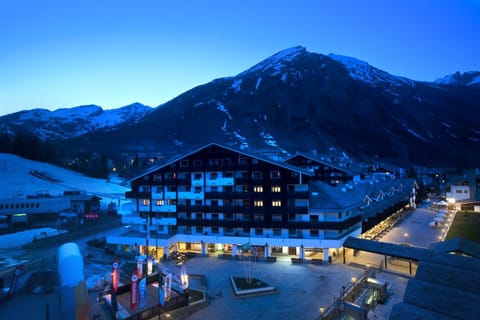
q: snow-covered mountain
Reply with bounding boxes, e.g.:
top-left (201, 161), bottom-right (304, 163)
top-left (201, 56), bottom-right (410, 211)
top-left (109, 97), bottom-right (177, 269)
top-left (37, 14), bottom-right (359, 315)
top-left (2, 46), bottom-right (480, 169)
top-left (0, 102), bottom-right (153, 140)
top-left (434, 71), bottom-right (480, 86)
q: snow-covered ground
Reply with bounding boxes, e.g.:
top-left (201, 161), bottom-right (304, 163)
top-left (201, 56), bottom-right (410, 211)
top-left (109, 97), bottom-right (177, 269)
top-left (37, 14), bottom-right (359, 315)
top-left (0, 153), bottom-right (132, 214)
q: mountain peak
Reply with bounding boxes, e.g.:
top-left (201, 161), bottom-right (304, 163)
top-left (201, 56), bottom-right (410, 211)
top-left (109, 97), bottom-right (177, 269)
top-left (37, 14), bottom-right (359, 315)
top-left (435, 71), bottom-right (480, 86)
top-left (239, 46), bottom-right (307, 76)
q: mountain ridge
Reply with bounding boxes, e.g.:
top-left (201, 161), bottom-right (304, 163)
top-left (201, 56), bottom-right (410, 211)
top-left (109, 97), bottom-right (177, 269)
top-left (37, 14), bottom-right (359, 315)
top-left (1, 47), bottom-right (479, 170)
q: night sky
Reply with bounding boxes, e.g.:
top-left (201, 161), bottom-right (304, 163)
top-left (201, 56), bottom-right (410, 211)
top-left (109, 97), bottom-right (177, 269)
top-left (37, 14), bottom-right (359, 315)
top-left (1, 0), bottom-right (479, 115)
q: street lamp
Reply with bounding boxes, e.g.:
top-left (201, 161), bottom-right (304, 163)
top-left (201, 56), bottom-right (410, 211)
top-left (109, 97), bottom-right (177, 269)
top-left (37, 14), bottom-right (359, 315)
top-left (403, 232), bottom-right (408, 244)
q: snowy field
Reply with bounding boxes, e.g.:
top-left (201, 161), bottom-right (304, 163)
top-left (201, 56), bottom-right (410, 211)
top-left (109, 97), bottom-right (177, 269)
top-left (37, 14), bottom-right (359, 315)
top-left (0, 153), bottom-right (131, 213)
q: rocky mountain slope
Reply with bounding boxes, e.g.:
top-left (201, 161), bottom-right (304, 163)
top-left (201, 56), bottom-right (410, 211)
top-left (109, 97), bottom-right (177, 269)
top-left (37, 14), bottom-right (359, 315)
top-left (2, 46), bottom-right (480, 169)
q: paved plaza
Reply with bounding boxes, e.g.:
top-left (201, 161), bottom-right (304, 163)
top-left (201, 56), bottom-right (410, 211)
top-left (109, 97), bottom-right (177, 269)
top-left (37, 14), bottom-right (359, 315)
top-left (0, 202), bottom-right (448, 319)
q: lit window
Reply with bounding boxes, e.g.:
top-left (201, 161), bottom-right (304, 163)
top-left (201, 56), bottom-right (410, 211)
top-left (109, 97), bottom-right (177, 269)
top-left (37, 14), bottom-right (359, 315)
top-left (271, 186), bottom-right (281, 192)
top-left (142, 199), bottom-right (150, 205)
top-left (254, 200), bottom-right (264, 207)
top-left (156, 200), bottom-right (164, 206)
top-left (272, 200), bottom-right (282, 207)
top-left (254, 186), bottom-right (263, 192)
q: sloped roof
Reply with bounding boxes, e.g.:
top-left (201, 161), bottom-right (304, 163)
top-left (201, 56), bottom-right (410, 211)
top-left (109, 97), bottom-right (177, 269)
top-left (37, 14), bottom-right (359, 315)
top-left (127, 142), bottom-right (314, 183)
top-left (309, 178), bottom-right (413, 211)
top-left (283, 152), bottom-right (357, 174)
top-left (344, 237), bottom-right (480, 320)
top-left (429, 237), bottom-right (480, 258)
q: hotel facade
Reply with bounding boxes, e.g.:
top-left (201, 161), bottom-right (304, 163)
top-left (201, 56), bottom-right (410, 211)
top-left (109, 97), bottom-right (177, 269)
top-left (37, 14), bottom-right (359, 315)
top-left (107, 143), bottom-right (414, 262)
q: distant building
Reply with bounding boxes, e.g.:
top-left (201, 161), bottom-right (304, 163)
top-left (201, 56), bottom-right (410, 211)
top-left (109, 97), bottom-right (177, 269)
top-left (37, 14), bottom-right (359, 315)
top-left (108, 143), bottom-right (415, 262)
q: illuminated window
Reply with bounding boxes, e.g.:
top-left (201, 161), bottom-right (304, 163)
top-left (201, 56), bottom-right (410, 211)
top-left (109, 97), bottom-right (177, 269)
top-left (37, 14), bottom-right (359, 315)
top-left (142, 199), bottom-right (150, 205)
top-left (271, 186), bottom-right (281, 192)
top-left (272, 200), bottom-right (282, 207)
top-left (254, 200), bottom-right (264, 207)
top-left (254, 186), bottom-right (263, 192)
top-left (156, 200), bottom-right (164, 206)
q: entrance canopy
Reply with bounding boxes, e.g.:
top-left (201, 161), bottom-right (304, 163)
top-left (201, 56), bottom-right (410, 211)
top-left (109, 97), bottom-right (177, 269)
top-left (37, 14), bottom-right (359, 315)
top-left (343, 237), bottom-right (429, 261)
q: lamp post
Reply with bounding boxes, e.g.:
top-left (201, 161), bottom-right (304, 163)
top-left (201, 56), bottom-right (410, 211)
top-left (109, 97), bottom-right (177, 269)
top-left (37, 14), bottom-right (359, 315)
top-left (403, 232), bottom-right (408, 244)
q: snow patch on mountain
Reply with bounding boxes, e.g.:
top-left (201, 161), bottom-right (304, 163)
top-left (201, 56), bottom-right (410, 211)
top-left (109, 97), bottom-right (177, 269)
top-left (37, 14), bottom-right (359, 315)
top-left (328, 54), bottom-right (413, 87)
top-left (239, 46), bottom-right (306, 76)
top-left (255, 78), bottom-right (262, 90)
top-left (216, 103), bottom-right (232, 120)
top-left (260, 132), bottom-right (278, 147)
top-left (469, 75), bottom-right (480, 86)
top-left (231, 79), bottom-right (242, 92)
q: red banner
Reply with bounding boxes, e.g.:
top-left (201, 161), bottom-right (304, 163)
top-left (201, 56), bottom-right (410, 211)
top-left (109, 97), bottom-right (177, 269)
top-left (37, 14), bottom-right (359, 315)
top-left (112, 258), bottom-right (120, 293)
top-left (130, 269), bottom-right (139, 311)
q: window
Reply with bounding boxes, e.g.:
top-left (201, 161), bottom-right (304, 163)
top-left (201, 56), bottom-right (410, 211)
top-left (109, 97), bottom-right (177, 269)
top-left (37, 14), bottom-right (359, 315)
top-left (338, 212), bottom-right (343, 219)
top-left (310, 230), bottom-right (319, 237)
top-left (210, 172), bottom-right (218, 179)
top-left (180, 160), bottom-right (189, 168)
top-left (291, 172), bottom-right (299, 178)
top-left (193, 159), bottom-right (203, 167)
top-left (193, 173), bottom-right (202, 180)
top-left (456, 190), bottom-right (463, 193)
top-left (196, 226), bottom-right (203, 233)
top-left (212, 227), bottom-right (219, 234)
top-left (140, 186), bottom-right (150, 192)
top-left (212, 214), bottom-right (219, 220)
top-left (254, 214), bottom-right (264, 221)
top-left (273, 228), bottom-right (281, 236)
top-left (196, 213), bottom-right (202, 219)
top-left (272, 214), bottom-right (282, 222)
top-left (155, 187), bottom-right (162, 193)
top-left (255, 228), bottom-right (263, 235)
top-left (254, 186), bottom-right (263, 192)
top-left (165, 172), bottom-right (176, 179)
top-left (156, 200), bottom-right (164, 206)
top-left (254, 200), bottom-right (264, 207)
top-left (243, 227), bottom-right (250, 233)
top-left (167, 199), bottom-right (177, 205)
top-left (310, 215), bottom-right (319, 222)
top-left (224, 171), bottom-right (233, 177)
top-left (252, 171), bottom-right (263, 180)
top-left (142, 199), bottom-right (150, 206)
top-left (272, 200), bottom-right (282, 207)
top-left (194, 187), bottom-right (202, 193)
top-left (270, 170), bottom-right (281, 179)
top-left (271, 186), bottom-right (281, 193)
top-left (225, 213), bottom-right (233, 220)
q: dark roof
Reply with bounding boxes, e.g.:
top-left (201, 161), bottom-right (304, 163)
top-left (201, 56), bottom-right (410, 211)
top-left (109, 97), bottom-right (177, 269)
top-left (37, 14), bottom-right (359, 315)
top-left (429, 237), bottom-right (480, 258)
top-left (309, 178), bottom-right (413, 211)
top-left (127, 142), bottom-right (314, 183)
top-left (344, 237), bottom-right (480, 320)
top-left (283, 152), bottom-right (356, 174)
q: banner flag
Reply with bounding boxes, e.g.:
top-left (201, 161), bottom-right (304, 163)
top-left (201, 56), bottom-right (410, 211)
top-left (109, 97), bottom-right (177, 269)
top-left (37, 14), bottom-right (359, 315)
top-left (130, 269), bottom-right (139, 311)
top-left (112, 258), bottom-right (120, 293)
top-left (138, 277), bottom-right (147, 309)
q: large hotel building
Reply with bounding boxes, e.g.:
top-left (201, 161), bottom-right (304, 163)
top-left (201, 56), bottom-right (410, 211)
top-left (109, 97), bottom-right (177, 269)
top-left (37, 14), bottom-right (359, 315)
top-left (107, 143), bottom-right (415, 262)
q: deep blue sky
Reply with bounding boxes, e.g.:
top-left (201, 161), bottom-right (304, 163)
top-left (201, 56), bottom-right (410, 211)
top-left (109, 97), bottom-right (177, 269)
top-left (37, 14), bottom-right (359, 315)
top-left (1, 0), bottom-right (479, 115)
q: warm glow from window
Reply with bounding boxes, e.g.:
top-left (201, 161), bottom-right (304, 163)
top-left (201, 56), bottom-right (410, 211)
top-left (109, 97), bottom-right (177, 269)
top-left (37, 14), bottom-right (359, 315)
top-left (254, 200), bottom-right (264, 207)
top-left (142, 199), bottom-right (150, 205)
top-left (271, 186), bottom-right (281, 192)
top-left (156, 200), bottom-right (164, 206)
top-left (272, 200), bottom-right (282, 207)
top-left (254, 186), bottom-right (263, 192)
